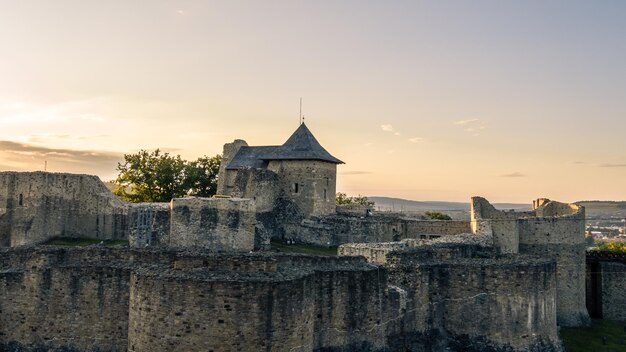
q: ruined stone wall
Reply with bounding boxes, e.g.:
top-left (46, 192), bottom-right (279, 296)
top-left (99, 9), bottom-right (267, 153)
top-left (0, 172), bottom-right (128, 247)
top-left (128, 203), bottom-right (171, 248)
top-left (285, 214), bottom-right (470, 247)
top-left (230, 167), bottom-right (280, 213)
top-left (284, 215), bottom-right (404, 246)
top-left (471, 196), bottom-right (590, 327)
top-left (0, 248), bottom-right (131, 352)
top-left (1, 246), bottom-right (397, 352)
top-left (128, 257), bottom-right (387, 352)
top-left (405, 220), bottom-right (471, 238)
top-left (336, 203), bottom-right (372, 216)
top-left (216, 139), bottom-right (248, 196)
top-left (518, 211), bottom-right (589, 327)
top-left (339, 239), bottom-right (560, 351)
top-left (470, 197), bottom-right (533, 253)
top-left (168, 197), bottom-right (255, 252)
top-left (267, 160), bottom-right (337, 217)
top-left (394, 258), bottom-right (559, 351)
top-left (600, 261), bottom-right (626, 322)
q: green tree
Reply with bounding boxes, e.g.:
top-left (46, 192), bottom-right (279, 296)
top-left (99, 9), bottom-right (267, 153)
top-left (185, 155), bottom-right (222, 197)
top-left (597, 241), bottom-right (626, 252)
top-left (113, 149), bottom-right (221, 203)
top-left (336, 192), bottom-right (375, 206)
top-left (425, 211), bottom-right (452, 220)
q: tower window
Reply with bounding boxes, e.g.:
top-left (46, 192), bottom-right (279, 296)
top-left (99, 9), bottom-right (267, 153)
top-left (324, 189), bottom-right (327, 201)
top-left (293, 183), bottom-right (299, 194)
top-left (18, 194), bottom-right (23, 206)
top-left (326, 177), bottom-right (329, 187)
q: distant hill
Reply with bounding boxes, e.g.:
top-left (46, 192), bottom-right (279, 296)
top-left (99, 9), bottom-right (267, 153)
top-left (575, 201), bottom-right (626, 218)
top-left (368, 196), bottom-right (530, 212)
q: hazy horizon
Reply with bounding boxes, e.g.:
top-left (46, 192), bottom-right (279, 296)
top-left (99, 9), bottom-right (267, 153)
top-left (2, 0), bottom-right (626, 203)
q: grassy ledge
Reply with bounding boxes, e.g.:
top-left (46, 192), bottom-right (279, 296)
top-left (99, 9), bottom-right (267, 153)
top-left (561, 319), bottom-right (626, 352)
top-left (43, 237), bottom-right (129, 247)
top-left (270, 241), bottom-right (338, 256)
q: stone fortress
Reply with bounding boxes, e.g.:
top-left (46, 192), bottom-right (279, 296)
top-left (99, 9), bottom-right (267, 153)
top-left (0, 123), bottom-right (624, 351)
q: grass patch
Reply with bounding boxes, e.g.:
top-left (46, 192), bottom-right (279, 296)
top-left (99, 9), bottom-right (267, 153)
top-left (44, 237), bottom-right (129, 247)
top-left (270, 241), bottom-right (337, 256)
top-left (561, 319), bottom-right (626, 352)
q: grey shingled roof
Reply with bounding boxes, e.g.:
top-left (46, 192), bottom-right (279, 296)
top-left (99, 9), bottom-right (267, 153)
top-left (225, 146), bottom-right (279, 169)
top-left (226, 123), bottom-right (343, 170)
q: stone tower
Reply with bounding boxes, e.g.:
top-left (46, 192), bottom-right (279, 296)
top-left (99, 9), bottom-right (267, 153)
top-left (216, 123), bottom-right (343, 218)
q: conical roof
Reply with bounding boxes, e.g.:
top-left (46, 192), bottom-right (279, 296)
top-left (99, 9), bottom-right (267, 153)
top-left (267, 123), bottom-right (344, 163)
top-left (225, 123), bottom-right (343, 170)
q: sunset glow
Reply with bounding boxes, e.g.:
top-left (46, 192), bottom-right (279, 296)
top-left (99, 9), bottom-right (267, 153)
top-left (2, 0), bottom-right (626, 202)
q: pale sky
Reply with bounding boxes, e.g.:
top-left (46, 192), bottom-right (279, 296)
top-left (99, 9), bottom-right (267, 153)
top-left (1, 0), bottom-right (626, 203)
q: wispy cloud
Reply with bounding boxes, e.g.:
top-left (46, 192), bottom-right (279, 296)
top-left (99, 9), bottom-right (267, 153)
top-left (0, 99), bottom-right (107, 124)
top-left (408, 137), bottom-right (424, 143)
top-left (599, 163), bottom-right (626, 168)
top-left (572, 161), bottom-right (586, 164)
top-left (453, 118), bottom-right (486, 136)
top-left (454, 118), bottom-right (480, 125)
top-left (381, 124), bottom-right (395, 132)
top-left (340, 171), bottom-right (373, 175)
top-left (501, 172), bottom-right (526, 178)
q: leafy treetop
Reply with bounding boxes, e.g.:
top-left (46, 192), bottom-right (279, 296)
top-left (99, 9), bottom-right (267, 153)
top-left (113, 149), bottom-right (221, 203)
top-left (336, 192), bottom-right (375, 207)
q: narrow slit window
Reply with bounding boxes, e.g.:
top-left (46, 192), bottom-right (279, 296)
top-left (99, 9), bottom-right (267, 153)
top-left (18, 194), bottom-right (23, 206)
top-left (294, 183), bottom-right (299, 194)
top-left (324, 189), bottom-right (327, 201)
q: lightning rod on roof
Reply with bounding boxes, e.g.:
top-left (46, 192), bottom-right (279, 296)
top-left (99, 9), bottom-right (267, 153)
top-left (299, 97), bottom-right (303, 125)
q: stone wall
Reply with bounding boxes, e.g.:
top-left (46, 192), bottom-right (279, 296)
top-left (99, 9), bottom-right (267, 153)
top-left (0, 248), bottom-right (131, 352)
top-left (0, 172), bottom-right (128, 247)
top-left (267, 160), bottom-right (337, 217)
top-left (167, 197), bottom-right (255, 252)
top-left (339, 237), bottom-right (560, 351)
top-left (471, 197), bottom-right (533, 253)
top-left (128, 203), bottom-right (171, 248)
top-left (471, 196), bottom-right (590, 327)
top-left (216, 139), bottom-right (248, 196)
top-left (128, 256), bottom-right (387, 352)
top-left (586, 251), bottom-right (626, 322)
top-left (229, 167), bottom-right (281, 213)
top-left (518, 215), bottom-right (588, 327)
top-left (0, 246), bottom-right (398, 352)
top-left (285, 214), bottom-right (471, 247)
top-left (600, 261), bottom-right (626, 322)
